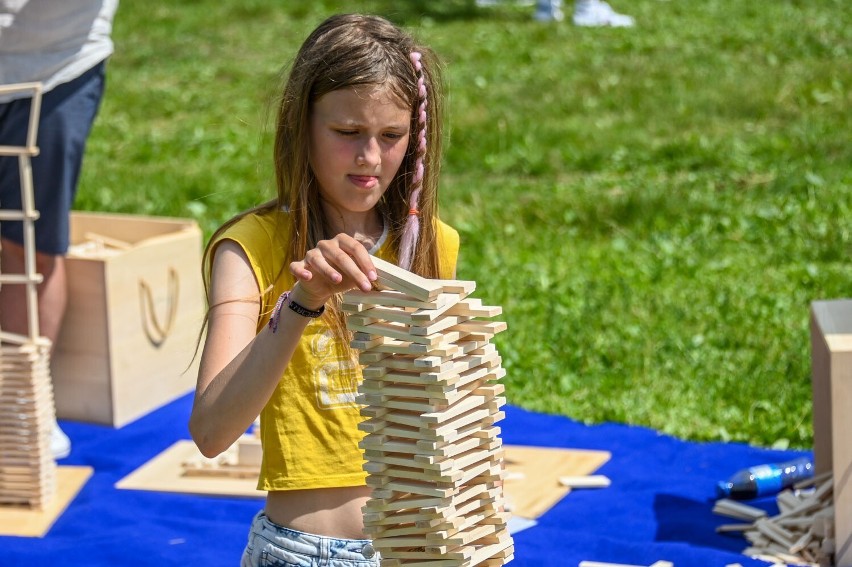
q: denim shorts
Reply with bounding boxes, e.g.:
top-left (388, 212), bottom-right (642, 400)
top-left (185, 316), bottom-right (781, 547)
top-left (241, 511), bottom-right (380, 567)
top-left (0, 61), bottom-right (107, 254)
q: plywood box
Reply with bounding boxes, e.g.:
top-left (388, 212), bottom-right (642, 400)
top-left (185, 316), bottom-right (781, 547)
top-left (51, 211), bottom-right (205, 427)
top-left (810, 299), bottom-right (852, 567)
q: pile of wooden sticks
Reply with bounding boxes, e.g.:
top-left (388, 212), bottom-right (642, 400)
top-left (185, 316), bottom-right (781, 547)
top-left (714, 472), bottom-right (835, 566)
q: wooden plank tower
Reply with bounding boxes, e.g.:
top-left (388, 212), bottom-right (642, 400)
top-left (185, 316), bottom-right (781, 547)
top-left (0, 340), bottom-right (56, 509)
top-left (0, 82), bottom-right (59, 510)
top-left (343, 256), bottom-right (514, 566)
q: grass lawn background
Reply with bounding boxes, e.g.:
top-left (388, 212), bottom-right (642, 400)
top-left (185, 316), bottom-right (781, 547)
top-left (76, 0), bottom-right (851, 449)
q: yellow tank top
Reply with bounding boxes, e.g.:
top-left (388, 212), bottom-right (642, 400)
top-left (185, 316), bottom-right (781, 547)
top-left (209, 207), bottom-right (459, 491)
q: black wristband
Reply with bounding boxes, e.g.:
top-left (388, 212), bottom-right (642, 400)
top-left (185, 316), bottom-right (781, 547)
top-left (287, 298), bottom-right (325, 318)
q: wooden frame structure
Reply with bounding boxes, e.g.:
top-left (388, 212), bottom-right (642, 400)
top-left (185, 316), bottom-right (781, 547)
top-left (0, 82), bottom-right (58, 510)
top-left (344, 256), bottom-right (513, 566)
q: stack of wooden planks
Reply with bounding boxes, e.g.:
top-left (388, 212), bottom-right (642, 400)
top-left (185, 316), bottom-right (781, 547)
top-left (343, 255), bottom-right (513, 566)
top-left (0, 340), bottom-right (57, 510)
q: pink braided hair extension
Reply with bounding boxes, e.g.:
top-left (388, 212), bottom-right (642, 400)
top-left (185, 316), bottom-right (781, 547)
top-left (398, 51), bottom-right (427, 271)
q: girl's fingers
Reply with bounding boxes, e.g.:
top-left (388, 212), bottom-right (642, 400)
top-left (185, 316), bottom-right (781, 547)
top-left (289, 234), bottom-right (377, 296)
top-left (289, 260), bottom-right (313, 282)
top-left (317, 236), bottom-right (376, 292)
top-left (303, 247), bottom-right (344, 285)
top-left (344, 240), bottom-right (378, 286)
top-left (315, 247), bottom-right (368, 291)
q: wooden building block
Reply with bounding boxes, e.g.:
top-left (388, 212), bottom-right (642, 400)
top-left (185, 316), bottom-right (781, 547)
top-left (345, 289), bottom-right (460, 310)
top-left (810, 299), bottom-right (852, 567)
top-left (369, 255), bottom-right (456, 301)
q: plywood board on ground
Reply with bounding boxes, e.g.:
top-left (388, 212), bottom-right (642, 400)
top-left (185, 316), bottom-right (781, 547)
top-left (115, 440), bottom-right (264, 499)
top-left (502, 445), bottom-right (611, 519)
top-left (116, 441), bottom-right (609, 519)
top-left (0, 466), bottom-right (92, 537)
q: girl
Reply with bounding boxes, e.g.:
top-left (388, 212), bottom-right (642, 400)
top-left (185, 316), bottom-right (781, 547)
top-left (189, 14), bottom-right (459, 567)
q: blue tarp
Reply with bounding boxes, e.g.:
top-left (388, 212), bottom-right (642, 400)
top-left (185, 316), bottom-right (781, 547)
top-left (0, 394), bottom-right (806, 566)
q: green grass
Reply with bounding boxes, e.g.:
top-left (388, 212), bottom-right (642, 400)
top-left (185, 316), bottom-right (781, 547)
top-left (77, 0), bottom-right (851, 449)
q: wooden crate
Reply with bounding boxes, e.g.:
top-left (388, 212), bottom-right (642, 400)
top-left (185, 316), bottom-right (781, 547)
top-left (51, 211), bottom-right (205, 427)
top-left (810, 299), bottom-right (852, 567)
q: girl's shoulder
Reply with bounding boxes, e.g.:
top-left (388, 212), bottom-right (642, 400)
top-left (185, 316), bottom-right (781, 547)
top-left (218, 206), bottom-right (291, 244)
top-left (434, 218), bottom-right (460, 279)
top-left (435, 217), bottom-right (459, 249)
top-left (435, 218), bottom-right (459, 241)
top-left (209, 206), bottom-right (292, 289)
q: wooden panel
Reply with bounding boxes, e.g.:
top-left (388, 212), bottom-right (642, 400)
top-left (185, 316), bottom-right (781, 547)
top-left (115, 440), bottom-right (264, 498)
top-left (502, 445), bottom-right (611, 519)
top-left (810, 299), bottom-right (852, 567)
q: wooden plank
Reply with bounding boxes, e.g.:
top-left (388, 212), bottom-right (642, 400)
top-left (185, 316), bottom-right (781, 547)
top-left (348, 319), bottom-right (464, 347)
top-left (358, 395), bottom-right (439, 414)
top-left (447, 320), bottom-right (508, 336)
top-left (344, 289), bottom-right (455, 310)
top-left (365, 462), bottom-right (463, 484)
top-left (355, 336), bottom-right (467, 357)
top-left (359, 381), bottom-right (453, 400)
top-left (362, 363), bottom-right (465, 386)
top-left (365, 443), bottom-right (502, 486)
top-left (369, 255), bottom-right (447, 301)
top-left (364, 508), bottom-right (436, 527)
top-left (359, 436), bottom-right (423, 454)
top-left (364, 485), bottom-right (500, 517)
top-left (410, 341), bottom-right (488, 367)
top-left (370, 477), bottom-right (456, 498)
top-left (410, 315), bottom-right (472, 337)
top-left (362, 353), bottom-right (456, 373)
top-left (444, 299), bottom-right (502, 319)
top-left (420, 393), bottom-right (501, 425)
top-left (414, 437), bottom-right (500, 464)
top-left (424, 523), bottom-right (498, 553)
top-left (423, 507), bottom-right (504, 537)
top-left (416, 422), bottom-right (499, 452)
top-left (363, 451), bottom-right (452, 473)
top-left (409, 297), bottom-right (475, 323)
top-left (348, 304), bottom-right (417, 325)
top-left (437, 280), bottom-right (476, 295)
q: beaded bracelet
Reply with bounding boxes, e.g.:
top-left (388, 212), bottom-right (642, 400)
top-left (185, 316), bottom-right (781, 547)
top-left (268, 291), bottom-right (325, 333)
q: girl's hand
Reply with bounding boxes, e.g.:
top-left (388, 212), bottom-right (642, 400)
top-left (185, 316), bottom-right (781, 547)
top-left (289, 234), bottom-right (378, 308)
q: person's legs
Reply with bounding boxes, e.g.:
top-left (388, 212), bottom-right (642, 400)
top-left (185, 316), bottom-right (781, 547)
top-left (0, 241), bottom-right (70, 458)
top-left (534, 0), bottom-right (564, 21)
top-left (0, 62), bottom-right (107, 459)
top-left (0, 240), bottom-right (67, 344)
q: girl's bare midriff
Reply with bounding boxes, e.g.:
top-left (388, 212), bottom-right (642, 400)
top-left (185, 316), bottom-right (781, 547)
top-left (265, 485), bottom-right (372, 539)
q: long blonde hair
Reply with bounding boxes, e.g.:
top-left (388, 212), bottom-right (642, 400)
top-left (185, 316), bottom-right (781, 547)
top-left (203, 14), bottom-right (446, 338)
